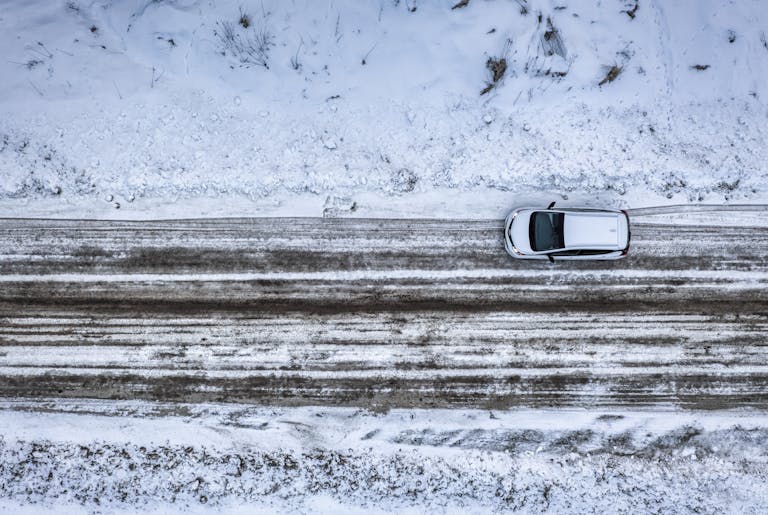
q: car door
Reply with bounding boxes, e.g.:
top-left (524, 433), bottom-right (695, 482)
top-left (548, 249), bottom-right (581, 260)
top-left (549, 249), bottom-right (622, 261)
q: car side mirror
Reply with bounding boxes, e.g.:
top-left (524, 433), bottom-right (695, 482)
top-left (547, 202), bottom-right (556, 209)
top-left (548, 254), bottom-right (555, 263)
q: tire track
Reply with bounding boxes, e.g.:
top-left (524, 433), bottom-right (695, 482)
top-left (1, 214), bottom-right (767, 409)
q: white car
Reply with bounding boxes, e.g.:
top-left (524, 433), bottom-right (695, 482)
top-left (504, 202), bottom-right (631, 261)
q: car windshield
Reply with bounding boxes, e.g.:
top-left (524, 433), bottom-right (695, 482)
top-left (529, 212), bottom-right (565, 251)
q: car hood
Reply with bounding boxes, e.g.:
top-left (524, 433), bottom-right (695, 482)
top-left (510, 209), bottom-right (534, 253)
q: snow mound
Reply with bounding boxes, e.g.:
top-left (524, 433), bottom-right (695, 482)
top-left (2, 403), bottom-right (768, 512)
top-left (0, 0), bottom-right (766, 217)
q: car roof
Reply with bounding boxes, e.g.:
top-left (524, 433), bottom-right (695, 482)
top-left (562, 212), bottom-right (621, 248)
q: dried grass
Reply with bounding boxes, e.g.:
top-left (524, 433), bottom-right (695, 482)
top-left (480, 57), bottom-right (507, 95)
top-left (598, 65), bottom-right (623, 86)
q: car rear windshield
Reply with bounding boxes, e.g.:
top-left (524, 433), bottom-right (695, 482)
top-left (529, 212), bottom-right (565, 251)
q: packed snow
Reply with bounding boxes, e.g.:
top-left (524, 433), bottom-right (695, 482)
top-left (1, 0), bottom-right (766, 219)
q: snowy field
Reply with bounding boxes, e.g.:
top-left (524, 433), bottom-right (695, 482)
top-left (1, 0), bottom-right (767, 218)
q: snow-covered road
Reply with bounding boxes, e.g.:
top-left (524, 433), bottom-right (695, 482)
top-left (2, 209), bottom-right (767, 410)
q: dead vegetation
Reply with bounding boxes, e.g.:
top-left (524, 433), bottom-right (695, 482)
top-left (598, 65), bottom-right (623, 86)
top-left (690, 64), bottom-right (710, 71)
top-left (518, 16), bottom-right (570, 81)
top-left (238, 7), bottom-right (250, 29)
top-left (10, 42), bottom-right (53, 71)
top-left (451, 0), bottom-right (469, 10)
top-left (480, 38), bottom-right (513, 95)
top-left (622, 1), bottom-right (639, 19)
top-left (480, 56), bottom-right (507, 95)
top-left (23, 59), bottom-right (44, 70)
top-left (290, 40), bottom-right (303, 71)
top-left (361, 42), bottom-right (378, 65)
top-left (541, 17), bottom-right (566, 59)
top-left (214, 20), bottom-right (273, 69)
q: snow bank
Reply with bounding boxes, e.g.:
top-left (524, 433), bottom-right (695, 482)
top-left (1, 0), bottom-right (766, 218)
top-left (1, 401), bottom-right (768, 512)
